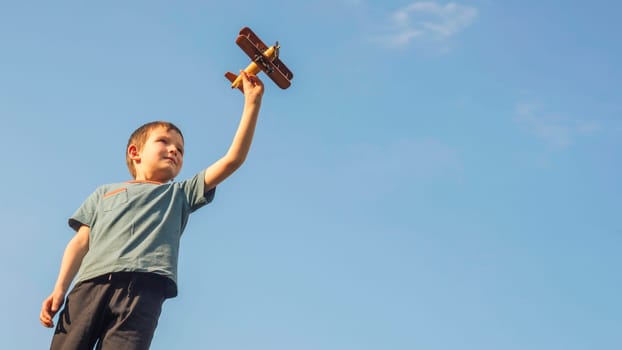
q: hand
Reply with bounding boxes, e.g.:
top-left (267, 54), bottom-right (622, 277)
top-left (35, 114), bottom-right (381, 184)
top-left (240, 71), bottom-right (264, 103)
top-left (40, 290), bottom-right (65, 328)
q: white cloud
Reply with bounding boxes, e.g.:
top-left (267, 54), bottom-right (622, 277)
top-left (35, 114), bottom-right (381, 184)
top-left (377, 1), bottom-right (478, 49)
top-left (513, 102), bottom-right (601, 149)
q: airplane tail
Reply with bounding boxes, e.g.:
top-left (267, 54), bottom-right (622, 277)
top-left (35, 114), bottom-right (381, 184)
top-left (225, 72), bottom-right (244, 92)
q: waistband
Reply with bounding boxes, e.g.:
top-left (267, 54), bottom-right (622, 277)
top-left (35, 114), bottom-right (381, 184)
top-left (88, 271), bottom-right (169, 286)
top-left (83, 271), bottom-right (176, 298)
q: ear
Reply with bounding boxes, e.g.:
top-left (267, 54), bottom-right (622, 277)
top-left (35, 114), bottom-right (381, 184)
top-left (128, 145), bottom-right (141, 162)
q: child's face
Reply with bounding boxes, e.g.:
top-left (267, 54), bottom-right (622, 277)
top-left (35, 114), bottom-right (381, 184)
top-left (133, 126), bottom-right (184, 182)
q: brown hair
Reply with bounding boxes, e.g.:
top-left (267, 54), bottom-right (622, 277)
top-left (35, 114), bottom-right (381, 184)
top-left (126, 121), bottom-right (184, 178)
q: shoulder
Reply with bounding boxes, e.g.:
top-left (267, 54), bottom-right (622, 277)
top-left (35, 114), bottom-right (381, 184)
top-left (84, 181), bottom-right (131, 200)
top-left (172, 171), bottom-right (206, 187)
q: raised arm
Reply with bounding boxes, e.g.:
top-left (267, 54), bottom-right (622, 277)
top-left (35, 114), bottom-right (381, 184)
top-left (204, 71), bottom-right (264, 191)
top-left (40, 225), bottom-right (90, 328)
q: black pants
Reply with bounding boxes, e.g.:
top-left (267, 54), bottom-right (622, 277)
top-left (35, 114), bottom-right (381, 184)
top-left (50, 272), bottom-right (168, 350)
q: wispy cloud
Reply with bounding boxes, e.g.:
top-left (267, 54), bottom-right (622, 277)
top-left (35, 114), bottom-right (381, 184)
top-left (514, 102), bottom-right (601, 149)
top-left (376, 2), bottom-right (478, 50)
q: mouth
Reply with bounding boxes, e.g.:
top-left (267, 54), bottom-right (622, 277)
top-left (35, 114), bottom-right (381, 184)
top-left (163, 157), bottom-right (177, 165)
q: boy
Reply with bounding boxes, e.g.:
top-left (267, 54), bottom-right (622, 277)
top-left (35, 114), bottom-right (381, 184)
top-left (39, 71), bottom-right (264, 349)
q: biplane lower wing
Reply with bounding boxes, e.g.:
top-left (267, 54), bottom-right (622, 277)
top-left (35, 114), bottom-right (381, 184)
top-left (236, 35), bottom-right (294, 89)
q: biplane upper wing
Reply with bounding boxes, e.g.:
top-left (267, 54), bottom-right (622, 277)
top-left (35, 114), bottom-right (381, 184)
top-left (238, 27), bottom-right (269, 53)
top-left (235, 28), bottom-right (294, 89)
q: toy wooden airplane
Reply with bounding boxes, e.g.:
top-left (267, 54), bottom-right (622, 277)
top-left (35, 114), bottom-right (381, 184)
top-left (225, 27), bottom-right (294, 91)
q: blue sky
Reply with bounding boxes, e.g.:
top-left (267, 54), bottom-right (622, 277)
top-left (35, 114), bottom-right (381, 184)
top-left (1, 1), bottom-right (620, 349)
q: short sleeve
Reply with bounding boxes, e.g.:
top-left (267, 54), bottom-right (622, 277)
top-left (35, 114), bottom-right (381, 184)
top-left (178, 170), bottom-right (216, 213)
top-left (68, 187), bottom-right (103, 231)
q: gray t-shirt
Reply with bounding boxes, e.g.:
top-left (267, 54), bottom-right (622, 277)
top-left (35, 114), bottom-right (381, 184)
top-left (69, 171), bottom-right (215, 297)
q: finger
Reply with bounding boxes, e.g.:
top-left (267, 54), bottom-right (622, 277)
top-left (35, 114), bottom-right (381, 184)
top-left (239, 71), bottom-right (252, 91)
top-left (51, 299), bottom-right (61, 313)
top-left (40, 312), bottom-right (53, 327)
top-left (240, 71), bottom-right (258, 85)
top-left (254, 76), bottom-right (264, 88)
top-left (247, 74), bottom-right (263, 89)
top-left (242, 74), bottom-right (253, 86)
top-left (41, 306), bottom-right (51, 321)
top-left (41, 300), bottom-right (51, 317)
top-left (41, 298), bottom-right (55, 322)
top-left (40, 318), bottom-right (53, 327)
top-left (239, 70), bottom-right (250, 81)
